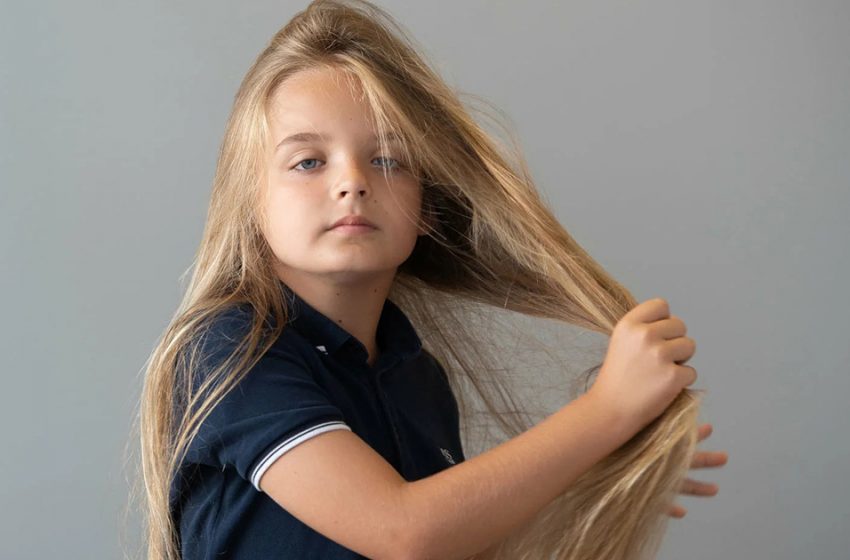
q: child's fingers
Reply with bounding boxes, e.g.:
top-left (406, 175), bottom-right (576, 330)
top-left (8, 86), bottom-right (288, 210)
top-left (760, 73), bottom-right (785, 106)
top-left (678, 477), bottom-right (720, 496)
top-left (691, 450), bottom-right (729, 469)
top-left (666, 502), bottom-right (688, 518)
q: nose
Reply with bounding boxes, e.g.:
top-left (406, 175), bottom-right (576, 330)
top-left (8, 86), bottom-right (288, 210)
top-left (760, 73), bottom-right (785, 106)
top-left (332, 157), bottom-right (371, 200)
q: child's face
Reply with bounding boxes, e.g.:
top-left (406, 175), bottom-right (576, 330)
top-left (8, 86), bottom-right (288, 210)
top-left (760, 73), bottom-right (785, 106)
top-left (263, 66), bottom-right (426, 286)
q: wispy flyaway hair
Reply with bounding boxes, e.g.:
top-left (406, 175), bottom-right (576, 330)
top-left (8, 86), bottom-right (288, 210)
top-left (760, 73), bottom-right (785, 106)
top-left (129, 1), bottom-right (703, 558)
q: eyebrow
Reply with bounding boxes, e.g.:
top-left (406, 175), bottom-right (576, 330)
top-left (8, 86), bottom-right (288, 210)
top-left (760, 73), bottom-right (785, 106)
top-left (275, 131), bottom-right (402, 152)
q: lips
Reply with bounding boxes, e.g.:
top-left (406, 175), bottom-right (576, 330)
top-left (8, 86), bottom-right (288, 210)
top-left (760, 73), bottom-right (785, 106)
top-left (330, 214), bottom-right (377, 229)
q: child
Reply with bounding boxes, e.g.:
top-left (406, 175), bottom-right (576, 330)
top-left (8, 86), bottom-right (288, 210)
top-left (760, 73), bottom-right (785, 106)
top-left (137, 1), bottom-right (726, 559)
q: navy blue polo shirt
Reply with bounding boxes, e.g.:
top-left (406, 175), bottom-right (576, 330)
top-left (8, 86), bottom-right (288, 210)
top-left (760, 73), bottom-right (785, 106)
top-left (169, 282), bottom-right (466, 559)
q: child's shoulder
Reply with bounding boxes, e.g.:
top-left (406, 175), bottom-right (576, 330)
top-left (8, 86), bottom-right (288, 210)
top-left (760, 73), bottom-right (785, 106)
top-left (417, 346), bottom-right (448, 380)
top-left (191, 302), bottom-right (309, 365)
top-left (193, 303), bottom-right (255, 351)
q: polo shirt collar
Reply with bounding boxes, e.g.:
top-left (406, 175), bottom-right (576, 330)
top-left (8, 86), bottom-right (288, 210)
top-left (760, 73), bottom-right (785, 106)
top-left (278, 281), bottom-right (422, 367)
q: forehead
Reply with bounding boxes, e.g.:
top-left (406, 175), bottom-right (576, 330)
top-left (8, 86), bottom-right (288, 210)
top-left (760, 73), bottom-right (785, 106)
top-left (268, 68), bottom-right (376, 135)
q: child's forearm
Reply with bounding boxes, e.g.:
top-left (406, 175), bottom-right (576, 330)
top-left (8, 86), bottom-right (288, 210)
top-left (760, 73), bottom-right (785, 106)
top-left (399, 392), bottom-right (637, 560)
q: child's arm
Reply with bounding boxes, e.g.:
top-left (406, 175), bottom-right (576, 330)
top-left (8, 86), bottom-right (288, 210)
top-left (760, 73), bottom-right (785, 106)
top-left (259, 391), bottom-right (634, 560)
top-left (401, 391), bottom-right (634, 560)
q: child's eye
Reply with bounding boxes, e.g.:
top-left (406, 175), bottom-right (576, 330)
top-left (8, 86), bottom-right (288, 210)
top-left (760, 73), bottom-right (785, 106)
top-left (373, 156), bottom-right (401, 170)
top-left (292, 158), bottom-right (322, 172)
top-left (290, 157), bottom-right (402, 173)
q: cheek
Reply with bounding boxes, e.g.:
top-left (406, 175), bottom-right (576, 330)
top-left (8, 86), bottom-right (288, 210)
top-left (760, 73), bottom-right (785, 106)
top-left (405, 188), bottom-right (425, 233)
top-left (390, 179), bottom-right (423, 216)
top-left (263, 199), bottom-right (312, 255)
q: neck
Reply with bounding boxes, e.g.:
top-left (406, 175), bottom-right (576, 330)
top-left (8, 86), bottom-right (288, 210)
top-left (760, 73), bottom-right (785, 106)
top-left (277, 267), bottom-right (396, 367)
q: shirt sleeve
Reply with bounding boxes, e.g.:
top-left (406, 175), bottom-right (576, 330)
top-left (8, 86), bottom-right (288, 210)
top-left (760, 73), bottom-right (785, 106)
top-left (183, 310), bottom-right (351, 491)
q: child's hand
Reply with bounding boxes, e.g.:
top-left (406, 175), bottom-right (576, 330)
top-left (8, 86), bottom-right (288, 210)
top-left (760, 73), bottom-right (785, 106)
top-left (665, 423), bottom-right (729, 518)
top-left (588, 297), bottom-right (698, 434)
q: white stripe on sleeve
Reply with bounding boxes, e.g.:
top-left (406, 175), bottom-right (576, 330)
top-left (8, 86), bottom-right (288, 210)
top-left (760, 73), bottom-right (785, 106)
top-left (250, 421), bottom-right (352, 491)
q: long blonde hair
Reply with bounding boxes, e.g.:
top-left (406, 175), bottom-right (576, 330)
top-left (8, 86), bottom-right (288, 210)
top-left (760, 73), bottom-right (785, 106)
top-left (129, 1), bottom-right (703, 558)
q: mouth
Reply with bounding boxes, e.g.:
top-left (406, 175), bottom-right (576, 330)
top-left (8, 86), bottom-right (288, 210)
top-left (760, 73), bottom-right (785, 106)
top-left (329, 224), bottom-right (378, 234)
top-left (329, 214), bottom-right (379, 229)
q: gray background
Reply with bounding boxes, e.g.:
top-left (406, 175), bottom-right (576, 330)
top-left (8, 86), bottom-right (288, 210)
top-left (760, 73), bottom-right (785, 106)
top-left (2, 1), bottom-right (848, 559)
